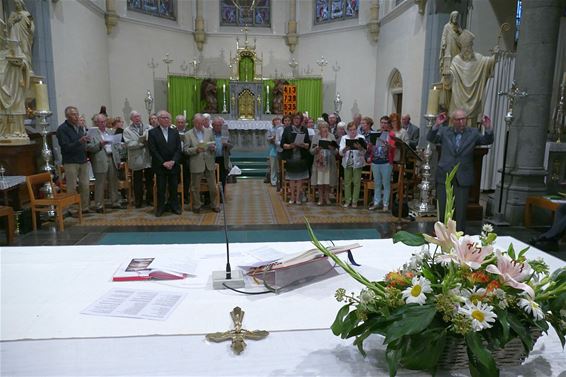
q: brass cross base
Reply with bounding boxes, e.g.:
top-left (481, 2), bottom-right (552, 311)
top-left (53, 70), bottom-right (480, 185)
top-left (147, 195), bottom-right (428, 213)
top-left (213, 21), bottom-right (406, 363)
top-left (205, 306), bottom-right (269, 354)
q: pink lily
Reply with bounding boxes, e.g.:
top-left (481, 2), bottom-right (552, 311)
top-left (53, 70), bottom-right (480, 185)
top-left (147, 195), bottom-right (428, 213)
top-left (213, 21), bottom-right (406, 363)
top-left (486, 250), bottom-right (535, 298)
top-left (450, 235), bottom-right (492, 270)
top-left (423, 220), bottom-right (459, 252)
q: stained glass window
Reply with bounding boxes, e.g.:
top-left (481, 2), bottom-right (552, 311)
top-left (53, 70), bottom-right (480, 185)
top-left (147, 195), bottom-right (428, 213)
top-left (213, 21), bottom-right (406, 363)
top-left (220, 0), bottom-right (271, 28)
top-left (127, 0), bottom-right (176, 20)
top-left (315, 0), bottom-right (359, 25)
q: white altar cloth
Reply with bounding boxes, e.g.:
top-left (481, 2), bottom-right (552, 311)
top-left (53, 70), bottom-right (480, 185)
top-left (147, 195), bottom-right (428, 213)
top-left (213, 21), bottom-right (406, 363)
top-left (1, 237), bottom-right (565, 376)
top-left (226, 120), bottom-right (272, 130)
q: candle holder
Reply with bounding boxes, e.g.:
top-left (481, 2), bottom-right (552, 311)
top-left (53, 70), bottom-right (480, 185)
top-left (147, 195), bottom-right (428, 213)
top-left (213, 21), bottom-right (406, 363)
top-left (222, 85), bottom-right (228, 114)
top-left (316, 56), bottom-right (328, 76)
top-left (409, 114), bottom-right (436, 217)
top-left (34, 109), bottom-right (56, 217)
top-left (265, 85), bottom-right (271, 114)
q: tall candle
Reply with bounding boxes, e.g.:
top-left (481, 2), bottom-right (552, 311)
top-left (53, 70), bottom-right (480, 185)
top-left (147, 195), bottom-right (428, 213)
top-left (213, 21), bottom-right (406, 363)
top-left (223, 83), bottom-right (226, 94)
top-left (183, 110), bottom-right (187, 118)
top-left (562, 71), bottom-right (566, 86)
top-left (34, 81), bottom-right (49, 111)
top-left (426, 86), bottom-right (440, 115)
top-left (266, 85), bottom-right (270, 96)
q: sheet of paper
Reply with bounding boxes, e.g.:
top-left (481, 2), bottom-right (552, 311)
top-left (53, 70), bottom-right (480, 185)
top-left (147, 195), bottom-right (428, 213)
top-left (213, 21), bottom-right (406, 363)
top-left (112, 134), bottom-right (123, 144)
top-left (238, 247), bottom-right (285, 270)
top-left (150, 257), bottom-right (198, 275)
top-left (87, 128), bottom-right (98, 138)
top-left (293, 133), bottom-right (305, 145)
top-left (81, 288), bottom-right (185, 321)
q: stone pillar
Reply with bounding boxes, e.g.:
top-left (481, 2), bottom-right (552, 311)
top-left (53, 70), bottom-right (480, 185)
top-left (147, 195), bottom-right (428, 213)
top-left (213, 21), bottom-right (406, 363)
top-left (504, 0), bottom-right (563, 224)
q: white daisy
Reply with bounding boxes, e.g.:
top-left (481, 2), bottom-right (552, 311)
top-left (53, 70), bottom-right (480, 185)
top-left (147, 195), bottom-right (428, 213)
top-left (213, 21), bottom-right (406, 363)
top-left (461, 287), bottom-right (487, 305)
top-left (482, 224), bottom-right (494, 234)
top-left (459, 301), bottom-right (497, 331)
top-left (518, 297), bottom-right (544, 321)
top-left (402, 276), bottom-right (432, 305)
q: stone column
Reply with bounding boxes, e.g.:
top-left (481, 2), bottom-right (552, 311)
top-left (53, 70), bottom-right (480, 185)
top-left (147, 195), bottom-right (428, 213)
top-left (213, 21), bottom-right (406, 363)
top-left (504, 0), bottom-right (563, 224)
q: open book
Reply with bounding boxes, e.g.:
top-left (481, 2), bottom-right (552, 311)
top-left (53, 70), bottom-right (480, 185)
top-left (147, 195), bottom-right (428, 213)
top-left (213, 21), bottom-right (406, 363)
top-left (246, 243), bottom-right (361, 275)
top-left (112, 257), bottom-right (195, 281)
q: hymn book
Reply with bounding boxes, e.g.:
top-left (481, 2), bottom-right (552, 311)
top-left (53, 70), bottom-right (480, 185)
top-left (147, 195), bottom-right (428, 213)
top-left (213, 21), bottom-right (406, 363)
top-left (345, 138), bottom-right (367, 149)
top-left (246, 243), bottom-right (361, 274)
top-left (318, 140), bottom-right (339, 149)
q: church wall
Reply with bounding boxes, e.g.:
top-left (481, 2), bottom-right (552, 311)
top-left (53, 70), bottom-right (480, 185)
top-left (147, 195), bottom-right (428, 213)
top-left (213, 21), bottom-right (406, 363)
top-left (373, 4), bottom-right (426, 122)
top-left (50, 0), bottom-right (111, 123)
top-left (467, 0), bottom-right (517, 55)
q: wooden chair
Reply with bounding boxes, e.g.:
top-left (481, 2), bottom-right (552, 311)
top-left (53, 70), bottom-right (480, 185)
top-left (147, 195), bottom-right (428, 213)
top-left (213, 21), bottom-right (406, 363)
top-left (153, 169), bottom-right (185, 213)
top-left (117, 162), bottom-right (132, 208)
top-left (0, 205), bottom-right (16, 245)
top-left (189, 163), bottom-right (220, 210)
top-left (26, 172), bottom-right (82, 232)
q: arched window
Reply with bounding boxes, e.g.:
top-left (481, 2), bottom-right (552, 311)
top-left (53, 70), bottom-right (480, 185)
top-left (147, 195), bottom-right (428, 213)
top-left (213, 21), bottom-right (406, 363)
top-left (127, 0), bottom-right (176, 20)
top-left (314, 0), bottom-right (359, 25)
top-left (220, 0), bottom-right (271, 27)
top-left (388, 69), bottom-right (403, 115)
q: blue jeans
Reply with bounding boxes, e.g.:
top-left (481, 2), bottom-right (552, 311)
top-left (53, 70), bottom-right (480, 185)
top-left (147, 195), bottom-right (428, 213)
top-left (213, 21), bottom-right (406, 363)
top-left (371, 163), bottom-right (392, 206)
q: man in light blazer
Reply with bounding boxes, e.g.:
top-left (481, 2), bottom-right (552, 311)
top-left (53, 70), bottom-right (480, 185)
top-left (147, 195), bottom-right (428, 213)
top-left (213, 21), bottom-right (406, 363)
top-left (427, 109), bottom-right (494, 232)
top-left (147, 110), bottom-right (182, 217)
top-left (123, 111), bottom-right (153, 208)
top-left (184, 113), bottom-right (219, 214)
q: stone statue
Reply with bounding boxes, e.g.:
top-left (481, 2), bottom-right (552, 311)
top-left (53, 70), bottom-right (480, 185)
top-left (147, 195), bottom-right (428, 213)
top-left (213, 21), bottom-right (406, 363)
top-left (272, 79), bottom-right (287, 115)
top-left (439, 11), bottom-right (461, 88)
top-left (201, 78), bottom-right (218, 113)
top-left (0, 0), bottom-right (35, 144)
top-left (449, 30), bottom-right (496, 124)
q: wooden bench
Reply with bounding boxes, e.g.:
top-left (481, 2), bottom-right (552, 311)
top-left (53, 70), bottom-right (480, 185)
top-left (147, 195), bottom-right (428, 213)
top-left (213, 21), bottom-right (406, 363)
top-left (524, 196), bottom-right (563, 228)
top-left (0, 205), bottom-right (16, 245)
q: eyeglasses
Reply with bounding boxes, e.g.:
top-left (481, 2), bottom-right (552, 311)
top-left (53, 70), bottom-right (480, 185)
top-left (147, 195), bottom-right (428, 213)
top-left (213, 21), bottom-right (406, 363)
top-left (454, 117), bottom-right (467, 121)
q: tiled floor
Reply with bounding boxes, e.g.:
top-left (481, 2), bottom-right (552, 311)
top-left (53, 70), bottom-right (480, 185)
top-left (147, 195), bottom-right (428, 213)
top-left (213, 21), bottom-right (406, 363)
top-left (2, 179), bottom-right (565, 261)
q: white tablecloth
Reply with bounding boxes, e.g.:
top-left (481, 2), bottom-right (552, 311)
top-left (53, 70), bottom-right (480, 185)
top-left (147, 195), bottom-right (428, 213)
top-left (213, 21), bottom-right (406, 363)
top-left (1, 237), bottom-right (565, 376)
top-left (226, 120), bottom-right (272, 130)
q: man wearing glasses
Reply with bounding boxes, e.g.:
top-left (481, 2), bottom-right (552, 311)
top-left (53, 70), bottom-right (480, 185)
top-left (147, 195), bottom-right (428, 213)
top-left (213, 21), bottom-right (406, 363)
top-left (428, 109), bottom-right (494, 232)
top-left (147, 110), bottom-right (182, 217)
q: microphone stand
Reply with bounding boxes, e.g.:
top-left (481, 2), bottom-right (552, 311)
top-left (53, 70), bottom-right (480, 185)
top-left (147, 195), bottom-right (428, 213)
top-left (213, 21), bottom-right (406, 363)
top-left (212, 166), bottom-right (245, 289)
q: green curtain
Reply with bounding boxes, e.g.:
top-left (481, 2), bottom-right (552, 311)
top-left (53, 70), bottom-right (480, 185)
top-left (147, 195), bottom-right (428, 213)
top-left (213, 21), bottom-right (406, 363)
top-left (216, 79), bottom-right (230, 113)
top-left (289, 78), bottom-right (323, 119)
top-left (262, 79), bottom-right (275, 113)
top-left (239, 56), bottom-right (254, 81)
top-left (168, 75), bottom-right (202, 125)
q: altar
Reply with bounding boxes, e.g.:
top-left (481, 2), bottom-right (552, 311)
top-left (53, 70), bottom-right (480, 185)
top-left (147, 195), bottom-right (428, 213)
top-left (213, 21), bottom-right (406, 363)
top-left (1, 237), bottom-right (565, 376)
top-left (226, 119), bottom-right (271, 151)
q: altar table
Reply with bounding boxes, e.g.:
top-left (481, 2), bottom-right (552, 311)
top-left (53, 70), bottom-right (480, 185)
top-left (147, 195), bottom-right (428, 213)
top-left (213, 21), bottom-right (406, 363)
top-left (1, 237), bottom-right (565, 376)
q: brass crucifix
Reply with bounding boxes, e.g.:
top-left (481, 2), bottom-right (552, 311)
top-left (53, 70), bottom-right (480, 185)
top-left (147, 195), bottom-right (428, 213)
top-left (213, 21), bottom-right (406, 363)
top-left (205, 307), bottom-right (269, 354)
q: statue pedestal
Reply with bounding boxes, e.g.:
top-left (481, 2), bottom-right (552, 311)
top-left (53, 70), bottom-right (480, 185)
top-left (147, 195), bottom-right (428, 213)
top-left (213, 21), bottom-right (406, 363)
top-left (0, 114), bottom-right (31, 145)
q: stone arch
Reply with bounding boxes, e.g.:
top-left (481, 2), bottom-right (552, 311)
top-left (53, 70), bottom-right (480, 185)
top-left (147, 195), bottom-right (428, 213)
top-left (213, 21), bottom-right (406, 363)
top-left (387, 68), bottom-right (403, 115)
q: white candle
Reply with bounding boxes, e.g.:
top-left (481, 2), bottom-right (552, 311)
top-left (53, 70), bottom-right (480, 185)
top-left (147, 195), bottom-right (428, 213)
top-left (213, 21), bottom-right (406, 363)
top-left (183, 110), bottom-right (186, 118)
top-left (426, 86), bottom-right (440, 115)
top-left (562, 71), bottom-right (566, 86)
top-left (223, 83), bottom-right (226, 94)
top-left (34, 81), bottom-right (49, 111)
top-left (266, 85), bottom-right (270, 96)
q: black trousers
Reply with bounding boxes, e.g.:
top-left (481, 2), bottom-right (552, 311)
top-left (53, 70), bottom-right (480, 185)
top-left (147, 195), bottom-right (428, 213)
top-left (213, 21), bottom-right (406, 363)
top-left (133, 168), bottom-right (154, 206)
top-left (541, 204), bottom-right (566, 241)
top-left (181, 157), bottom-right (191, 199)
top-left (215, 156), bottom-right (227, 192)
top-left (155, 168), bottom-right (180, 212)
top-left (436, 181), bottom-right (469, 233)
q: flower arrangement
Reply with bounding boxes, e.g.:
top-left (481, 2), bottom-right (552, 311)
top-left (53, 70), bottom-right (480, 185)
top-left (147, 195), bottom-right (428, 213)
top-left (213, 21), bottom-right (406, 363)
top-left (306, 166), bottom-right (566, 377)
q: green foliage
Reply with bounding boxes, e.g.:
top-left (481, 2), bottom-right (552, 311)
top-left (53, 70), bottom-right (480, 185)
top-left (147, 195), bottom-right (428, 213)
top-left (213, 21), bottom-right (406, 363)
top-left (392, 231), bottom-right (426, 246)
top-left (444, 164), bottom-right (459, 222)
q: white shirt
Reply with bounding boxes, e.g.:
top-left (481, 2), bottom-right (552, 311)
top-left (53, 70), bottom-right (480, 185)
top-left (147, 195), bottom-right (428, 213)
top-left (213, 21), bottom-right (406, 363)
top-left (160, 126), bottom-right (169, 142)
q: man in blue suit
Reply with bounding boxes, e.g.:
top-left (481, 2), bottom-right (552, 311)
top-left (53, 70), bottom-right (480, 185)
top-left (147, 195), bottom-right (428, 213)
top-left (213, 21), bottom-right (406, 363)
top-left (148, 110), bottom-right (182, 217)
top-left (427, 109), bottom-right (494, 232)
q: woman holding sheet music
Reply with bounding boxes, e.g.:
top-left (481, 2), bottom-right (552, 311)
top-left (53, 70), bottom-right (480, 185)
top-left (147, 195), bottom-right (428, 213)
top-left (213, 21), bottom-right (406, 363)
top-left (339, 122), bottom-right (367, 208)
top-left (281, 113), bottom-right (311, 204)
top-left (310, 121), bottom-right (338, 205)
top-left (367, 116), bottom-right (396, 211)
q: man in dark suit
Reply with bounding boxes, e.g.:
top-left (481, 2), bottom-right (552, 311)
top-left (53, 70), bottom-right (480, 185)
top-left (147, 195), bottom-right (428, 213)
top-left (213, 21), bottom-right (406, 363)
top-left (147, 110), bottom-right (182, 216)
top-left (401, 114), bottom-right (420, 149)
top-left (427, 109), bottom-right (494, 232)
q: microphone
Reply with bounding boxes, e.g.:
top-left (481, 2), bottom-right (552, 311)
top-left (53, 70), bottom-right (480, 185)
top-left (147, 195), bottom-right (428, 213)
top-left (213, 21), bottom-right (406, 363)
top-left (212, 165), bottom-right (245, 289)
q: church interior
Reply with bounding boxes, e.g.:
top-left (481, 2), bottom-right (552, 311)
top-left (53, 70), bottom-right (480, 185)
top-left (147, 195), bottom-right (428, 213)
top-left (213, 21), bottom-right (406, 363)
top-left (1, 0), bottom-right (566, 375)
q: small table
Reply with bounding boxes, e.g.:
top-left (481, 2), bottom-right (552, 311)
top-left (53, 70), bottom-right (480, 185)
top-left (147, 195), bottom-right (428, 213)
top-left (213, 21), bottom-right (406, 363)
top-left (0, 205), bottom-right (16, 245)
top-left (0, 176), bottom-right (26, 210)
top-left (524, 196), bottom-right (565, 227)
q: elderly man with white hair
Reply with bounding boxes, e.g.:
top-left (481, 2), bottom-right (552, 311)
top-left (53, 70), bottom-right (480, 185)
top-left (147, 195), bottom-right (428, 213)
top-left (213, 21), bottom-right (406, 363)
top-left (184, 113), bottom-right (219, 213)
top-left (123, 110), bottom-right (153, 208)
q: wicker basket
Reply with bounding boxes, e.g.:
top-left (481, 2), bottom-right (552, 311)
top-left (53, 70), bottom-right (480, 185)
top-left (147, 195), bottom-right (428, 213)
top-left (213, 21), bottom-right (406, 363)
top-left (437, 328), bottom-right (542, 370)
